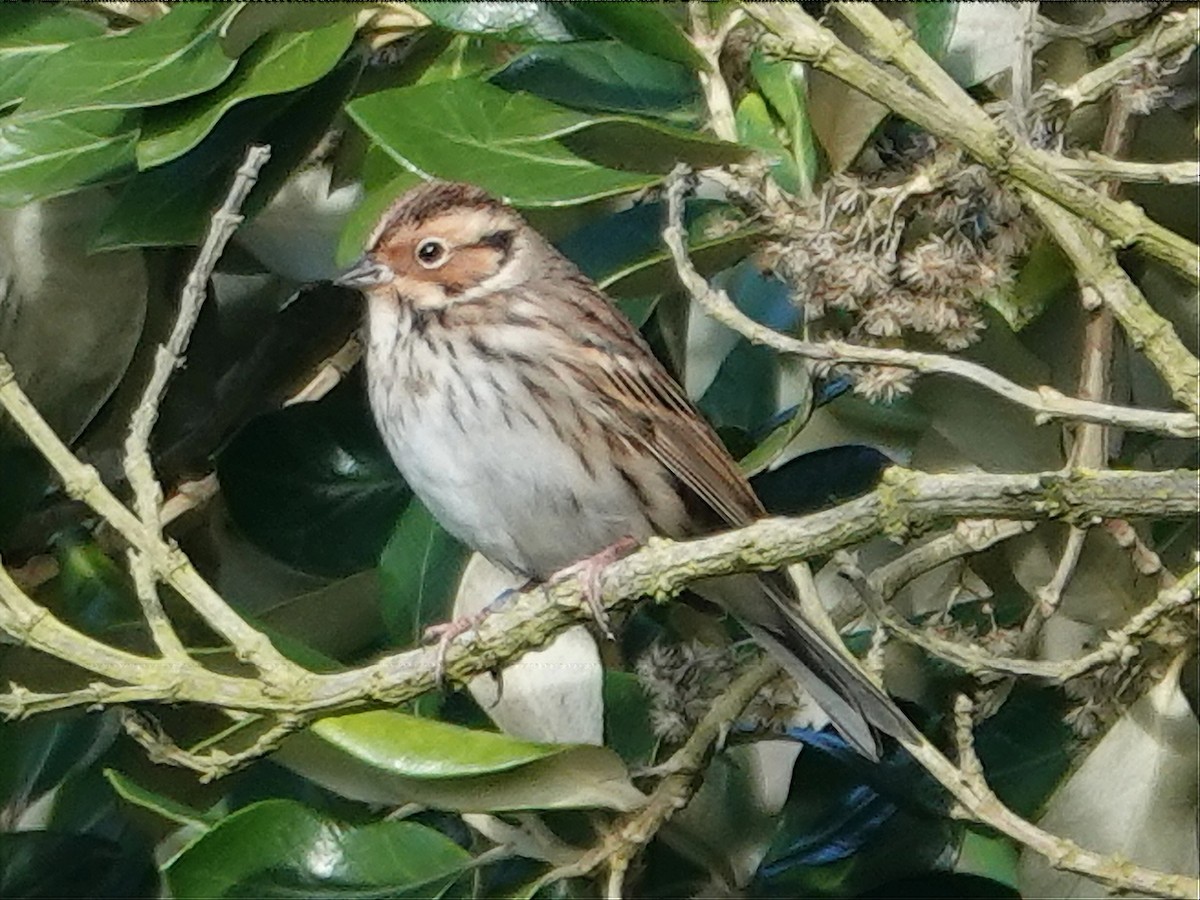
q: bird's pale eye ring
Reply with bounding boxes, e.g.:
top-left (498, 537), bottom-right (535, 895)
top-left (415, 237), bottom-right (449, 268)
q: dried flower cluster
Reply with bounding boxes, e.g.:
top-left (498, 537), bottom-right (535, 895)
top-left (635, 640), bottom-right (826, 741)
top-left (636, 640), bottom-right (739, 742)
top-left (761, 141), bottom-right (1037, 401)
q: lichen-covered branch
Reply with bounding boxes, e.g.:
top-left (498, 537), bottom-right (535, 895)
top-left (1, 463), bottom-right (1194, 722)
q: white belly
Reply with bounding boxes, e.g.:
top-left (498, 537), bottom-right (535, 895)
top-left (366, 304), bottom-right (655, 577)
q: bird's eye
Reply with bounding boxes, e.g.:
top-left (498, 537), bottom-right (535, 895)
top-left (415, 238), bottom-right (448, 268)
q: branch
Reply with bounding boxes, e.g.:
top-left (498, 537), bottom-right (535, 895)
top-left (913, 694), bottom-right (1200, 899)
top-left (1021, 189), bottom-right (1200, 415)
top-left (0, 351), bottom-right (301, 682)
top-left (1051, 154), bottom-right (1200, 185)
top-left (532, 657), bottom-right (780, 897)
top-left (745, 3), bottom-right (1200, 284)
top-left (1053, 8), bottom-right (1199, 110)
top-left (663, 167), bottom-right (1197, 438)
top-left (859, 561), bottom-right (1198, 683)
top-left (1, 465), bottom-right (1194, 721)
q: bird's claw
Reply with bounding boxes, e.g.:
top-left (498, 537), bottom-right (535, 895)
top-left (423, 616), bottom-right (481, 689)
top-left (547, 536), bottom-right (639, 641)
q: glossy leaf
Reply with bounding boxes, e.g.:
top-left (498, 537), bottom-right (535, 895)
top-left (753, 733), bottom-right (953, 897)
top-left (166, 799), bottom-right (470, 900)
top-left (221, 2), bottom-right (369, 56)
top-left (492, 40), bottom-right (701, 123)
top-left (279, 712), bottom-right (644, 811)
top-left (749, 50), bottom-right (818, 195)
top-left (315, 712), bottom-right (569, 777)
top-left (217, 380), bottom-right (410, 578)
top-left (138, 15), bottom-right (357, 168)
top-left (0, 6), bottom-right (106, 110)
top-left (0, 107), bottom-right (136, 207)
top-left (736, 91), bottom-right (803, 195)
top-left (48, 535), bottom-right (142, 638)
top-left (602, 671), bottom-right (657, 766)
top-left (346, 80), bottom-right (743, 207)
top-left (555, 198), bottom-right (762, 297)
top-left (413, 1), bottom-right (575, 43)
top-left (20, 4), bottom-right (241, 114)
top-left (563, 2), bottom-right (707, 70)
top-left (378, 500), bottom-right (469, 646)
top-left (982, 237), bottom-right (1072, 331)
top-left (0, 714), bottom-right (117, 818)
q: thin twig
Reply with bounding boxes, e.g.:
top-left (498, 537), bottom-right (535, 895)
top-left (119, 145), bottom-right (274, 665)
top-left (854, 562), bottom-right (1198, 684)
top-left (119, 708), bottom-right (306, 783)
top-left (663, 166), bottom-right (1196, 437)
top-left (1052, 8), bottom-right (1199, 110)
top-left (532, 657), bottom-right (780, 896)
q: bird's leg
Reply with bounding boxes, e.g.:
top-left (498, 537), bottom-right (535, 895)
top-left (423, 585), bottom-right (527, 687)
top-left (545, 535), bottom-right (640, 641)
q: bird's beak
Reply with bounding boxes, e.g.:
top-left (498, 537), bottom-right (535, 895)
top-left (334, 257), bottom-right (393, 289)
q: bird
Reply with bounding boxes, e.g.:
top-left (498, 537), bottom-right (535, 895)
top-left (335, 180), bottom-right (915, 759)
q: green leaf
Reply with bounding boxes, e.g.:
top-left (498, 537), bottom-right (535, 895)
top-left (0, 714), bottom-right (116, 815)
top-left (216, 380), bottom-right (410, 578)
top-left (0, 107), bottom-right (137, 207)
top-left (48, 535), bottom-right (142, 638)
top-left (279, 712), bottom-right (645, 811)
top-left (138, 15), bottom-right (356, 168)
top-left (166, 799), bottom-right (470, 900)
top-left (379, 501), bottom-right (469, 646)
top-left (315, 712), bottom-right (565, 777)
top-left (220, 2), bottom-right (367, 56)
top-left (749, 50), bottom-right (818, 195)
top-left (346, 80), bottom-right (659, 206)
top-left (412, 1), bottom-right (575, 43)
top-left (982, 237), bottom-right (1072, 331)
top-left (492, 40), bottom-right (701, 123)
top-left (602, 671), bottom-right (657, 767)
top-left (909, 2), bottom-right (957, 60)
top-left (563, 2), bottom-right (707, 70)
top-left (555, 198), bottom-right (763, 297)
top-left (94, 57), bottom-right (359, 250)
top-left (19, 4), bottom-right (241, 114)
top-left (0, 6), bottom-right (106, 110)
top-left (0, 832), bottom-right (159, 900)
top-left (736, 92), bottom-right (802, 195)
top-left (103, 769), bottom-right (212, 829)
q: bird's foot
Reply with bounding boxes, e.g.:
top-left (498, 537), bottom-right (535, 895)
top-left (423, 587), bottom-right (524, 688)
top-left (546, 536), bottom-right (639, 641)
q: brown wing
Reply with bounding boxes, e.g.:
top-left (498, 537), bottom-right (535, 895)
top-left (555, 277), bottom-right (915, 759)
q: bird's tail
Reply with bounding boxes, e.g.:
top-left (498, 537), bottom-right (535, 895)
top-left (696, 572), bottom-right (917, 760)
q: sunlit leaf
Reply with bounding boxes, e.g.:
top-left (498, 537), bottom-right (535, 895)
top-left (138, 15), bottom-right (356, 168)
top-left (20, 4), bottom-right (241, 114)
top-left (166, 799), bottom-right (470, 900)
top-left (0, 6), bottom-right (106, 110)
